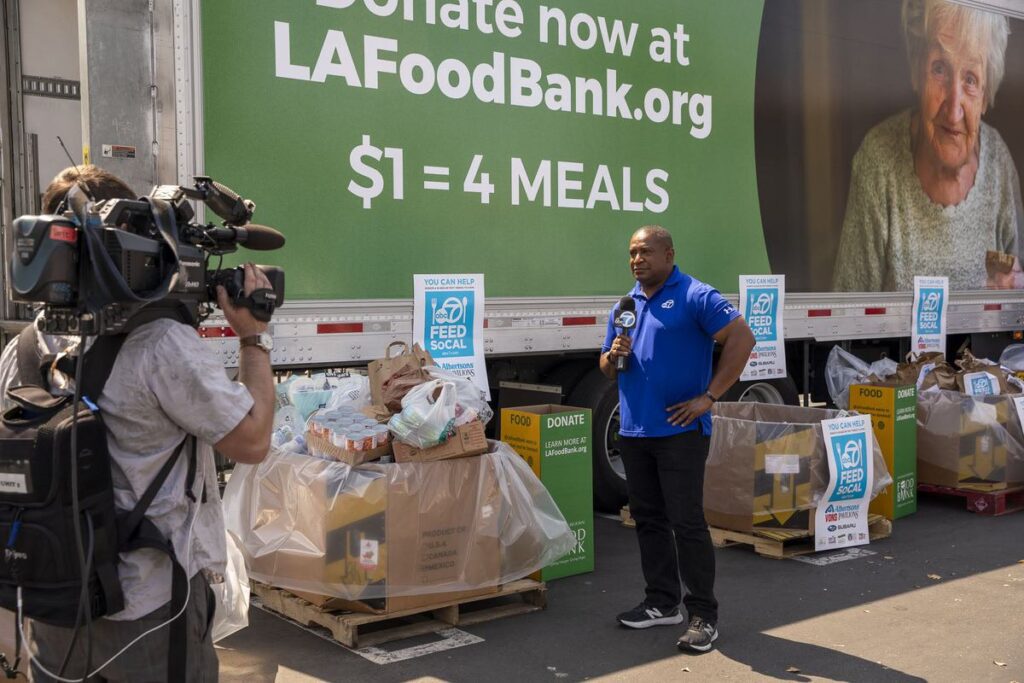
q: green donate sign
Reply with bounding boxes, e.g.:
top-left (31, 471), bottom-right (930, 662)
top-left (202, 0), bottom-right (768, 300)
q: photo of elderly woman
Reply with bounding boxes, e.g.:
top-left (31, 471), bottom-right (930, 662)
top-left (832, 0), bottom-right (1024, 291)
top-left (754, 0), bottom-right (1024, 294)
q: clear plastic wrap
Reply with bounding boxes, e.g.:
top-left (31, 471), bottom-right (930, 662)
top-left (916, 389), bottom-right (1024, 488)
top-left (999, 344), bottom-right (1024, 372)
top-left (222, 441), bottom-right (575, 603)
top-left (705, 403), bottom-right (892, 531)
top-left (825, 346), bottom-right (898, 409)
top-left (286, 374), bottom-right (371, 420)
top-left (210, 531), bottom-right (250, 643)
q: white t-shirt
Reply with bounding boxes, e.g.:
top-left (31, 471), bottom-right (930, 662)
top-left (0, 317), bottom-right (253, 620)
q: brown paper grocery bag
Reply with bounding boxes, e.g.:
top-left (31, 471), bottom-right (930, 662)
top-left (368, 341), bottom-right (434, 407)
top-left (955, 350), bottom-right (1011, 394)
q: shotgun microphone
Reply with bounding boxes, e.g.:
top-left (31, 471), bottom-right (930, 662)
top-left (613, 296), bottom-right (636, 372)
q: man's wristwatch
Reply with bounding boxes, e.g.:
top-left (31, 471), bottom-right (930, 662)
top-left (704, 390), bottom-right (718, 403)
top-left (239, 332), bottom-right (274, 354)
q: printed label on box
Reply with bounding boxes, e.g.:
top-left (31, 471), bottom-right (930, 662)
top-left (359, 539), bottom-right (380, 570)
top-left (765, 454), bottom-right (801, 475)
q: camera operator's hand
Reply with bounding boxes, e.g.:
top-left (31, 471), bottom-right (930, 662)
top-left (218, 263), bottom-right (272, 338)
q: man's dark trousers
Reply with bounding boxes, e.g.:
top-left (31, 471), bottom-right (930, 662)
top-left (620, 431), bottom-right (718, 622)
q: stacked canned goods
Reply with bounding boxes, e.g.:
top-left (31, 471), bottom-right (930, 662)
top-left (308, 405), bottom-right (392, 451)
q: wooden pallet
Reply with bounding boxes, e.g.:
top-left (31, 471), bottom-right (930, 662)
top-left (710, 514), bottom-right (892, 560)
top-left (918, 483), bottom-right (1024, 516)
top-left (251, 580), bottom-right (547, 649)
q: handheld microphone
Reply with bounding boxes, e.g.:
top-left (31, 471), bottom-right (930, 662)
top-left (613, 296), bottom-right (636, 372)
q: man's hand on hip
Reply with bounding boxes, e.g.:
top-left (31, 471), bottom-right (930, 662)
top-left (666, 394), bottom-right (713, 427)
top-left (218, 263), bottom-right (272, 337)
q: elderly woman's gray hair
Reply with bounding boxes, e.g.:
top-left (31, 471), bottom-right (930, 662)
top-left (902, 0), bottom-right (1010, 109)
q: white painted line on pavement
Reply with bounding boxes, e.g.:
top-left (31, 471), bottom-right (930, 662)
top-left (791, 547), bottom-right (877, 566)
top-left (254, 601), bottom-right (484, 664)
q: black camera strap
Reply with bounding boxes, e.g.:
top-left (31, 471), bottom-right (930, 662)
top-left (76, 196), bottom-right (184, 310)
top-left (15, 325), bottom-right (49, 390)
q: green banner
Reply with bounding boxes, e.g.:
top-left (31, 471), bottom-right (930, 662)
top-left (203, 0), bottom-right (767, 300)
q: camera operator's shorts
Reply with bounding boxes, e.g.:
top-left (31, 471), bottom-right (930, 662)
top-left (26, 572), bottom-right (217, 682)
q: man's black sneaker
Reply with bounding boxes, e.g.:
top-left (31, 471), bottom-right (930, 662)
top-left (677, 616), bottom-right (719, 652)
top-left (616, 603), bottom-right (685, 629)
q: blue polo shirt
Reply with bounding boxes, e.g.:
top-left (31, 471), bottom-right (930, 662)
top-left (602, 266), bottom-right (739, 437)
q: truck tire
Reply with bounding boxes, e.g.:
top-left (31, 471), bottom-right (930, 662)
top-left (568, 369), bottom-right (628, 513)
top-left (721, 376), bottom-right (800, 405)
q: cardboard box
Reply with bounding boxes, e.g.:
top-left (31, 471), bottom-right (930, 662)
top-left (917, 392), bottom-right (1024, 490)
top-left (501, 405), bottom-right (593, 581)
top-left (705, 403), bottom-right (836, 534)
top-left (392, 420), bottom-right (489, 463)
top-left (252, 456), bottom-right (501, 614)
top-left (850, 384), bottom-right (918, 519)
top-left (752, 427), bottom-right (818, 530)
top-left (305, 431), bottom-right (391, 466)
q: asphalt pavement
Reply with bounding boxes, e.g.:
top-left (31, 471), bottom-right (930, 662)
top-left (217, 493), bottom-right (1024, 682)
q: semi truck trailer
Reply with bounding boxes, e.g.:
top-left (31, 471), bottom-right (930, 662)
top-left (3, 0), bottom-right (1024, 509)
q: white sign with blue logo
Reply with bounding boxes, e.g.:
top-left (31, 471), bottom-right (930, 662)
top-left (739, 275), bottom-right (786, 382)
top-left (912, 276), bottom-right (948, 355)
top-left (816, 415), bottom-right (874, 551)
top-left (414, 274), bottom-right (490, 400)
top-left (962, 371), bottom-right (998, 397)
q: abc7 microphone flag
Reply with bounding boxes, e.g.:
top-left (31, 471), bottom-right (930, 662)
top-left (613, 296), bottom-right (636, 372)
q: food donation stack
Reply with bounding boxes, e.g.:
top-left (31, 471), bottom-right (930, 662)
top-left (223, 342), bottom-right (576, 614)
top-left (826, 346), bottom-right (1024, 500)
top-left (703, 402), bottom-right (892, 539)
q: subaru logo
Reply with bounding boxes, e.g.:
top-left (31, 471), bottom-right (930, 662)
top-left (827, 525), bottom-right (837, 532)
top-left (661, 300), bottom-right (675, 309)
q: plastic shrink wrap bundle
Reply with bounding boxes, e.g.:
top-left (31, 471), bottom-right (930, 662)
top-left (916, 389), bottom-right (1024, 489)
top-left (223, 442), bottom-right (575, 611)
top-left (704, 403), bottom-right (891, 533)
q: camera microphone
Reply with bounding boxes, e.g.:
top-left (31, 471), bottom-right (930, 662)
top-left (614, 296), bottom-right (636, 373)
top-left (198, 224), bottom-right (285, 251)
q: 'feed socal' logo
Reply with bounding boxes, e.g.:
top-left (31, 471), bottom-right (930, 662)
top-left (969, 374), bottom-right (996, 396)
top-left (830, 432), bottom-right (867, 500)
top-left (745, 288), bottom-right (778, 341)
top-left (425, 291), bottom-right (474, 358)
top-left (917, 288), bottom-right (943, 334)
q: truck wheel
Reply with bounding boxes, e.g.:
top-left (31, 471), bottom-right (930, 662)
top-left (721, 376), bottom-right (800, 405)
top-left (568, 369), bottom-right (628, 513)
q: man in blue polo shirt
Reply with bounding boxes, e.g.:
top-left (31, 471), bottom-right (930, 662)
top-left (601, 225), bottom-right (755, 653)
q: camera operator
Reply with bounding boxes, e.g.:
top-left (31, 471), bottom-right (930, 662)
top-left (0, 166), bottom-right (275, 681)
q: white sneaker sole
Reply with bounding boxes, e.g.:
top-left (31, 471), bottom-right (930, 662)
top-left (618, 613), bottom-right (685, 629)
top-left (678, 629), bottom-right (719, 652)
